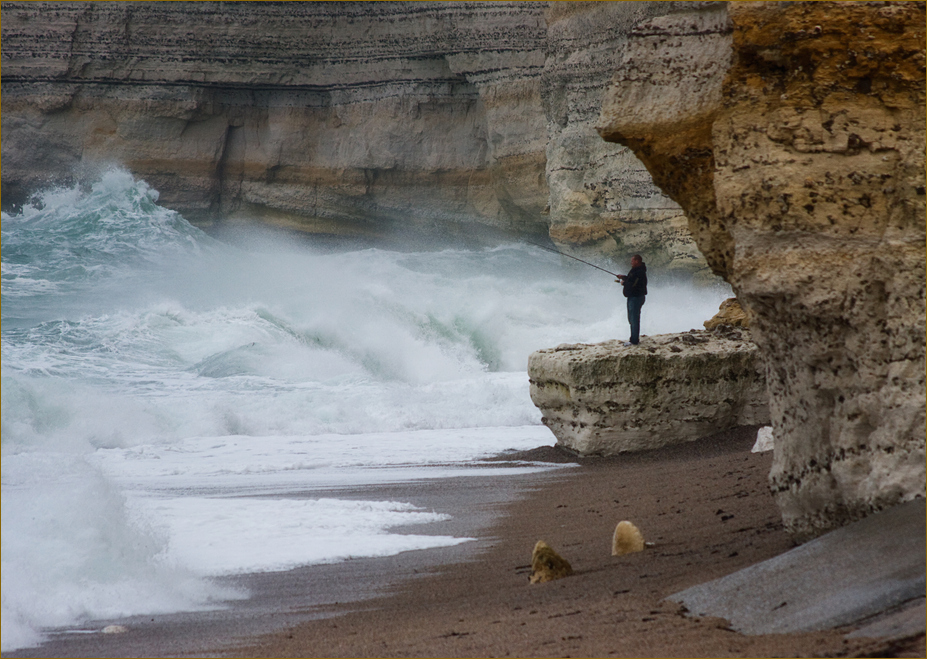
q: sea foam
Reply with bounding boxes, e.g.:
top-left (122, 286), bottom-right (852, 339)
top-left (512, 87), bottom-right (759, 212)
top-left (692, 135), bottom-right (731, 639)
top-left (1, 167), bottom-right (732, 650)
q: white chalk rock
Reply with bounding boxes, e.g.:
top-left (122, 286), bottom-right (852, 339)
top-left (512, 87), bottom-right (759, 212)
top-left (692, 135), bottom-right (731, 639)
top-left (752, 426), bottom-right (774, 453)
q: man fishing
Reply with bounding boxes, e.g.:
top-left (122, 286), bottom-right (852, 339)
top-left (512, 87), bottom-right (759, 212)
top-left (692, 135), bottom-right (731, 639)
top-left (515, 236), bottom-right (647, 345)
top-left (615, 254), bottom-right (647, 346)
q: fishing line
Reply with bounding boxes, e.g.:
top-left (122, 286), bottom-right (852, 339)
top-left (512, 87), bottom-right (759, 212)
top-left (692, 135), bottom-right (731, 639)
top-left (518, 237), bottom-right (621, 278)
top-left (476, 223), bottom-right (622, 278)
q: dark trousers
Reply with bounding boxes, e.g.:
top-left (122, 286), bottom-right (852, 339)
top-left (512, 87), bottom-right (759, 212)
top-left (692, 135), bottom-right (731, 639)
top-left (627, 295), bottom-right (646, 344)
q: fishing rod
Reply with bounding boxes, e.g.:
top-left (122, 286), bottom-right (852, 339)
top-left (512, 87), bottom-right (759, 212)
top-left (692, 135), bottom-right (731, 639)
top-left (466, 223), bottom-right (624, 278)
top-left (519, 237), bottom-right (622, 278)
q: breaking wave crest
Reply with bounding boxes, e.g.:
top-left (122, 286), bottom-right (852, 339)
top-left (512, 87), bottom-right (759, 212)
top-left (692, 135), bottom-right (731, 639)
top-left (1, 167), bottom-right (732, 650)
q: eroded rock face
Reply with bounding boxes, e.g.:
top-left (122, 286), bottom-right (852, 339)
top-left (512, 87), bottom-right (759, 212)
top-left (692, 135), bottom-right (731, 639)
top-left (704, 298), bottom-right (749, 330)
top-left (542, 1), bottom-right (710, 276)
top-left (597, 1), bottom-right (735, 278)
top-left (597, 1), bottom-right (926, 540)
top-left (2, 0), bottom-right (708, 273)
top-left (528, 328), bottom-right (769, 456)
top-left (1, 1), bottom-right (550, 237)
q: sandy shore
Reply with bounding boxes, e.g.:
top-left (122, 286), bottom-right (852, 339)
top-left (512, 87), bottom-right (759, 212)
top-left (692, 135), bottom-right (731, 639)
top-left (233, 427), bottom-right (924, 658)
top-left (11, 426), bottom-right (923, 658)
top-left (6, 465), bottom-right (545, 659)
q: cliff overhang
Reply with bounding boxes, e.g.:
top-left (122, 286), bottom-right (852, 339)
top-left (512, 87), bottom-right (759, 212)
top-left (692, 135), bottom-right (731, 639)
top-left (595, 0), bottom-right (926, 541)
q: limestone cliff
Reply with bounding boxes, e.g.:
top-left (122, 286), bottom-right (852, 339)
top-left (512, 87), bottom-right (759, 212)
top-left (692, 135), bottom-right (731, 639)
top-left (528, 328), bottom-right (769, 455)
top-left (1, 1), bottom-right (549, 239)
top-left (1, 1), bottom-right (709, 273)
top-left (542, 1), bottom-right (711, 275)
top-left (597, 1), bottom-right (926, 540)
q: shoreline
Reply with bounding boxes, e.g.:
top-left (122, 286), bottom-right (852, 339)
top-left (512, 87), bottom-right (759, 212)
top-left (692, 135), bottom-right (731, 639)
top-left (9, 427), bottom-right (923, 658)
top-left (5, 459), bottom-right (569, 658)
top-left (235, 426), bottom-right (924, 658)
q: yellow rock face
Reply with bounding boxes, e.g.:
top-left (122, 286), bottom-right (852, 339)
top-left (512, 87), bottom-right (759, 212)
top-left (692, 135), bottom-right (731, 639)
top-left (597, 1), bottom-right (926, 541)
top-left (529, 540), bottom-right (574, 584)
top-left (704, 298), bottom-right (750, 330)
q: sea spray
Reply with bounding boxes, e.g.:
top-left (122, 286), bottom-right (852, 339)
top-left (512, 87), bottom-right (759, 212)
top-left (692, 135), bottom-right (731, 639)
top-left (1, 445), bottom-right (245, 652)
top-left (1, 167), bottom-right (733, 650)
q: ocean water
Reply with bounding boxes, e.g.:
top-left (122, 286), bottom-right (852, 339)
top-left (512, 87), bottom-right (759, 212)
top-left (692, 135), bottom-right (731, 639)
top-left (1, 168), bottom-right (732, 651)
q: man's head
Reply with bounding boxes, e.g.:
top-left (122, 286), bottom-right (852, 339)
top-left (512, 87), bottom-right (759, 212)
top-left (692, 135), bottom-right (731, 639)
top-left (631, 254), bottom-right (643, 268)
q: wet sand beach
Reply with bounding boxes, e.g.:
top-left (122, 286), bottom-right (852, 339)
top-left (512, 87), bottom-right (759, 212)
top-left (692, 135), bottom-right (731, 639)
top-left (235, 427), bottom-right (924, 658)
top-left (11, 427), bottom-right (923, 658)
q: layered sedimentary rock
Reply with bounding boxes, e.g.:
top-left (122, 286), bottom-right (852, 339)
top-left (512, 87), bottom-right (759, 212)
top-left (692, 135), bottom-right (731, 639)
top-left (597, 1), bottom-right (735, 278)
top-left (2, 1), bottom-right (709, 273)
top-left (528, 328), bottom-right (769, 456)
top-left (1, 2), bottom-right (550, 238)
top-left (542, 2), bottom-right (710, 275)
top-left (597, 1), bottom-right (926, 540)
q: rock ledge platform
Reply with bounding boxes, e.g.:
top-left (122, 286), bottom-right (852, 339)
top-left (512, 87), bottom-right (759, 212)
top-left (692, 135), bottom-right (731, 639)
top-left (528, 327), bottom-right (769, 456)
